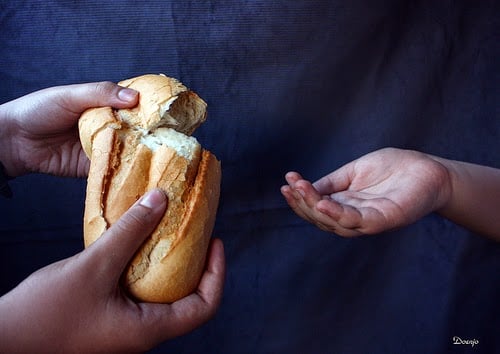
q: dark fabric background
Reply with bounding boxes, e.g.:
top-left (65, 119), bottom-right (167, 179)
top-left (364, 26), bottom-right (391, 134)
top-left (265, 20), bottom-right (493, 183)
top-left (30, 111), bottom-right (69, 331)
top-left (1, 1), bottom-right (499, 353)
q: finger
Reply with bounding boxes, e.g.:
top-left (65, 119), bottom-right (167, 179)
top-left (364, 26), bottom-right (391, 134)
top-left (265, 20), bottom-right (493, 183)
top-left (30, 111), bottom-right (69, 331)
top-left (280, 184), bottom-right (299, 208)
top-left (287, 179), bottom-right (325, 224)
top-left (293, 179), bottom-right (322, 208)
top-left (297, 197), bottom-right (353, 235)
top-left (195, 238), bottom-right (226, 309)
top-left (318, 196), bottom-right (389, 235)
top-left (316, 198), bottom-right (364, 233)
top-left (308, 199), bottom-right (372, 237)
top-left (282, 172), bottom-right (314, 221)
top-left (284, 171), bottom-right (304, 188)
top-left (313, 162), bottom-right (354, 195)
top-left (281, 171), bottom-right (308, 209)
top-left (139, 238), bottom-right (226, 341)
top-left (58, 81), bottom-right (139, 115)
top-left (281, 184), bottom-right (317, 224)
top-left (315, 198), bottom-right (346, 223)
top-left (87, 189), bottom-right (167, 279)
top-left (283, 172), bottom-right (320, 211)
top-left (170, 238), bottom-right (225, 332)
top-left (283, 171), bottom-right (363, 235)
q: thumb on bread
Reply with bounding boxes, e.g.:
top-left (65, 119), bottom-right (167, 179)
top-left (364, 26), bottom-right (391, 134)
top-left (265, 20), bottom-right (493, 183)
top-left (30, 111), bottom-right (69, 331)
top-left (85, 189), bottom-right (168, 283)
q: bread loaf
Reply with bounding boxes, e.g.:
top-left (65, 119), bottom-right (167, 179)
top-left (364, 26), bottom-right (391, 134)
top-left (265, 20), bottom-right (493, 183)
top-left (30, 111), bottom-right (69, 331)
top-left (79, 74), bottom-right (221, 303)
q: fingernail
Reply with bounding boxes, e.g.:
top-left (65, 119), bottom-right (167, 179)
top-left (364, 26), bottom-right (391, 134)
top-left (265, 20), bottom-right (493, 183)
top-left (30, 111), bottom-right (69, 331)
top-left (118, 88), bottom-right (138, 102)
top-left (139, 189), bottom-right (166, 209)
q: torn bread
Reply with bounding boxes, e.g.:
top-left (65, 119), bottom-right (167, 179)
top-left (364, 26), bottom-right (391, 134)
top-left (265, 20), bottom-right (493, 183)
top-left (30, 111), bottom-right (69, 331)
top-left (79, 74), bottom-right (221, 303)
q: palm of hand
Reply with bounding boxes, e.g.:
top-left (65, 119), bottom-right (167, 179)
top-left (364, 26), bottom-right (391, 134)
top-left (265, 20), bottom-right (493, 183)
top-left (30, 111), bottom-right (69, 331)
top-left (16, 124), bottom-right (87, 178)
top-left (10, 89), bottom-right (90, 177)
top-left (282, 148), bottom-right (451, 237)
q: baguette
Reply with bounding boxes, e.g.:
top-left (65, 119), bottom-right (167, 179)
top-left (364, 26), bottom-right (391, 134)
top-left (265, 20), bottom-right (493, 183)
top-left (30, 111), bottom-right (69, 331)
top-left (79, 74), bottom-right (221, 303)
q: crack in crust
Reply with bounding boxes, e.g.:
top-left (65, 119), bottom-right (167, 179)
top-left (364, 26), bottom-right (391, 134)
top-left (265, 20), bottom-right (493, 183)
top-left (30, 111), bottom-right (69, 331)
top-left (79, 74), bottom-right (220, 303)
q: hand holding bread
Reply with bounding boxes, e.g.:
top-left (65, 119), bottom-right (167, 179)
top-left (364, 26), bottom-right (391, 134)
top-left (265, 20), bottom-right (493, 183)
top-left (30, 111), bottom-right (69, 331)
top-left (0, 188), bottom-right (225, 353)
top-left (79, 74), bottom-right (221, 303)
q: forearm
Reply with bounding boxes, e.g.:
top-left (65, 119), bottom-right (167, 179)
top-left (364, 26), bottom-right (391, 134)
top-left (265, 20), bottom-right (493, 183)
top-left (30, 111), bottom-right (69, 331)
top-left (433, 156), bottom-right (500, 241)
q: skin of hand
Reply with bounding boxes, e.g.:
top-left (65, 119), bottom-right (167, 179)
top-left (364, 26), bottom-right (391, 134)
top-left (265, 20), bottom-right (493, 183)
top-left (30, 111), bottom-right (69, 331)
top-left (0, 81), bottom-right (139, 178)
top-left (281, 148), bottom-right (453, 237)
top-left (0, 189), bottom-right (226, 353)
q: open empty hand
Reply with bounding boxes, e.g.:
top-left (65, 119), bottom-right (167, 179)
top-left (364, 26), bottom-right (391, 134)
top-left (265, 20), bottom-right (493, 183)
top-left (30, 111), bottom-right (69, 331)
top-left (281, 148), bottom-right (452, 237)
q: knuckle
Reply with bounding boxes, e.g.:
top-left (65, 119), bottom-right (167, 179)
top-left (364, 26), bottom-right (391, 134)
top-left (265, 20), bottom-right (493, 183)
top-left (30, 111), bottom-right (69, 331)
top-left (115, 206), bottom-right (150, 233)
top-left (93, 81), bottom-right (117, 97)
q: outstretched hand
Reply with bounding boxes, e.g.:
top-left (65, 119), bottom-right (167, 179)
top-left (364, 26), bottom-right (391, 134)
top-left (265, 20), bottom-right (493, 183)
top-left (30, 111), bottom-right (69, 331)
top-left (0, 82), bottom-right (139, 178)
top-left (0, 189), bottom-right (226, 353)
top-left (281, 148), bottom-right (452, 237)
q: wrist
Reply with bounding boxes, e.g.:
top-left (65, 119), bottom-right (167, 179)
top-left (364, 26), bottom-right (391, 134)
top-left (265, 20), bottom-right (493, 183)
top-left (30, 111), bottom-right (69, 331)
top-left (0, 102), bottom-right (24, 178)
top-left (426, 154), bottom-right (455, 214)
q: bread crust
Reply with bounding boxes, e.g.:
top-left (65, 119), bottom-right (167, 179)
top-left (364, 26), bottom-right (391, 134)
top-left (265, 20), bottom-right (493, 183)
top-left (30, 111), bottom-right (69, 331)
top-left (79, 74), bottom-right (220, 303)
top-left (126, 150), bottom-right (221, 302)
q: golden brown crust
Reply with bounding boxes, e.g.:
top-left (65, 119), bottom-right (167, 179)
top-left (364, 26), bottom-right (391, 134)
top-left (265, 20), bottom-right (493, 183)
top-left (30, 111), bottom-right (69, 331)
top-left (126, 150), bottom-right (221, 302)
top-left (79, 74), bottom-right (220, 303)
top-left (82, 126), bottom-right (118, 247)
top-left (78, 107), bottom-right (121, 159)
top-left (117, 74), bottom-right (207, 134)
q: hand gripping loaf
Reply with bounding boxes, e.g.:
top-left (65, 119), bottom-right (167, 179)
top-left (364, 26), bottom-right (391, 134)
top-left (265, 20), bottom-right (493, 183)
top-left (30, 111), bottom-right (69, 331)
top-left (79, 74), bottom-right (221, 303)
